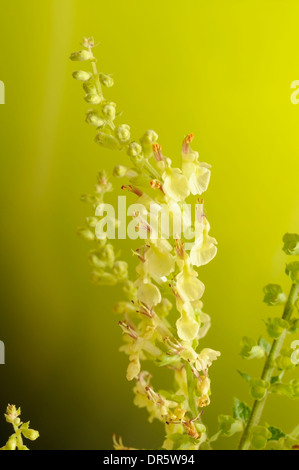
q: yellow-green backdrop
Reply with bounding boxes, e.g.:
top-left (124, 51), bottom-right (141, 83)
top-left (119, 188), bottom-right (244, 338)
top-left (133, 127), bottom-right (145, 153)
top-left (0, 0), bottom-right (298, 450)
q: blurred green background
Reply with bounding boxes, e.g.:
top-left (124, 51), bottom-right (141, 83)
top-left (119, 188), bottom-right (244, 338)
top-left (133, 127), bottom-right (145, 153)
top-left (0, 0), bottom-right (299, 450)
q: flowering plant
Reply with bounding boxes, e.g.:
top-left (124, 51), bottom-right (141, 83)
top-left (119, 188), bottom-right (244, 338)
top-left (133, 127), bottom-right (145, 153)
top-left (70, 37), bottom-right (299, 451)
top-left (2, 36), bottom-right (298, 451)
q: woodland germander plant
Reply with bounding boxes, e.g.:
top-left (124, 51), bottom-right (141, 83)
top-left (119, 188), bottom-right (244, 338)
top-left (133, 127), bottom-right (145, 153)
top-left (69, 37), bottom-right (299, 451)
top-left (2, 37), bottom-right (298, 451)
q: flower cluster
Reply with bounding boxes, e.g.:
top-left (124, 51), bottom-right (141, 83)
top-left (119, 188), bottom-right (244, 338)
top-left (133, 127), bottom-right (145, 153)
top-left (71, 37), bottom-right (220, 450)
top-left (0, 405), bottom-right (39, 450)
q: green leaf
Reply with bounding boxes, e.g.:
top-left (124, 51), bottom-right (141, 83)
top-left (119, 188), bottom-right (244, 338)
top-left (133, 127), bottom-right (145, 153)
top-left (237, 370), bottom-right (251, 383)
top-left (263, 284), bottom-right (286, 306)
top-left (233, 398), bottom-right (251, 423)
top-left (282, 233), bottom-right (299, 255)
top-left (285, 261), bottom-right (299, 283)
top-left (268, 426), bottom-right (286, 441)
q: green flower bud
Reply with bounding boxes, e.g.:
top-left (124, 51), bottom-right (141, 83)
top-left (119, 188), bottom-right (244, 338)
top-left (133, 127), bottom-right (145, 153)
top-left (99, 73), bottom-right (114, 87)
top-left (21, 428), bottom-right (39, 441)
top-left (291, 379), bottom-right (299, 397)
top-left (90, 271), bottom-right (117, 286)
top-left (70, 50), bottom-right (92, 62)
top-left (112, 261), bottom-right (128, 281)
top-left (80, 193), bottom-right (98, 204)
top-left (115, 124), bottom-right (130, 143)
top-left (88, 250), bottom-right (106, 269)
top-left (251, 426), bottom-right (272, 450)
top-left (250, 379), bottom-right (269, 400)
top-left (140, 129), bottom-right (158, 146)
top-left (266, 317), bottom-right (289, 339)
top-left (276, 348), bottom-right (295, 371)
top-left (127, 141), bottom-right (142, 157)
top-left (86, 217), bottom-right (98, 228)
top-left (81, 37), bottom-right (95, 48)
top-left (113, 301), bottom-right (135, 314)
top-left (240, 337), bottom-right (265, 360)
top-left (72, 70), bottom-right (93, 81)
top-left (283, 233), bottom-right (299, 255)
top-left (288, 318), bottom-right (299, 334)
top-left (95, 132), bottom-right (121, 150)
top-left (101, 102), bottom-right (116, 120)
top-left (85, 110), bottom-right (105, 127)
top-left (5, 436), bottom-right (17, 450)
top-left (113, 165), bottom-right (129, 178)
top-left (77, 227), bottom-right (95, 241)
top-left (263, 284), bottom-right (287, 306)
top-left (100, 244), bottom-right (115, 268)
top-left (84, 93), bottom-right (102, 105)
top-left (83, 81), bottom-right (97, 94)
top-left (286, 261), bottom-right (299, 283)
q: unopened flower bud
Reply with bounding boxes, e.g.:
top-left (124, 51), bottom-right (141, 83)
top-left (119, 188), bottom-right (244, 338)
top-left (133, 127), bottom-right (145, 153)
top-left (123, 280), bottom-right (137, 298)
top-left (112, 261), bottom-right (128, 280)
top-left (81, 37), bottom-right (95, 48)
top-left (5, 405), bottom-right (21, 424)
top-left (88, 250), bottom-right (106, 269)
top-left (127, 142), bottom-right (142, 157)
top-left (84, 93), bottom-right (102, 105)
top-left (90, 271), bottom-right (117, 286)
top-left (86, 217), bottom-right (98, 227)
top-left (72, 70), bottom-right (93, 81)
top-left (140, 129), bottom-right (158, 146)
top-left (101, 244), bottom-right (115, 267)
top-left (70, 50), bottom-right (92, 62)
top-left (101, 102), bottom-right (116, 120)
top-left (83, 81), bottom-right (97, 94)
top-left (77, 227), bottom-right (95, 241)
top-left (115, 124), bottom-right (130, 143)
top-left (85, 110), bottom-right (105, 127)
top-left (95, 132), bottom-right (121, 150)
top-left (113, 301), bottom-right (135, 314)
top-left (99, 73), bottom-right (114, 87)
top-left (113, 165), bottom-right (129, 178)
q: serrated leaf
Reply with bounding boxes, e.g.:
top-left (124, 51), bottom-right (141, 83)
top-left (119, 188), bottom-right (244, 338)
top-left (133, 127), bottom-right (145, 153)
top-left (268, 426), bottom-right (286, 441)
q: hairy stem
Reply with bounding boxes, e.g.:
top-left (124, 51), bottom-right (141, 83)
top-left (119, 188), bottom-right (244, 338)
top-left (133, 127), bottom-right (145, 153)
top-left (238, 282), bottom-right (299, 450)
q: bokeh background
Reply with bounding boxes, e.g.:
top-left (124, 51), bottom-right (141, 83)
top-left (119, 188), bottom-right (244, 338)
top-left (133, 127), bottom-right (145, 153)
top-left (0, 0), bottom-right (299, 450)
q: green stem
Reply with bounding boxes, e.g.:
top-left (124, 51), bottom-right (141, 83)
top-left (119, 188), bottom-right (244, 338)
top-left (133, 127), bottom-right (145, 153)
top-left (186, 363), bottom-right (198, 419)
top-left (238, 283), bottom-right (299, 450)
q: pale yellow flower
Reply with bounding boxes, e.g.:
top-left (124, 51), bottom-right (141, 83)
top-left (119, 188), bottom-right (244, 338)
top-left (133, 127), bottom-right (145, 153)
top-left (162, 167), bottom-right (190, 202)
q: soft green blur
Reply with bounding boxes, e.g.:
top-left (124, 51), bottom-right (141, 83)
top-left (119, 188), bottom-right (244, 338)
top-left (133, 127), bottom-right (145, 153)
top-left (0, 0), bottom-right (299, 450)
